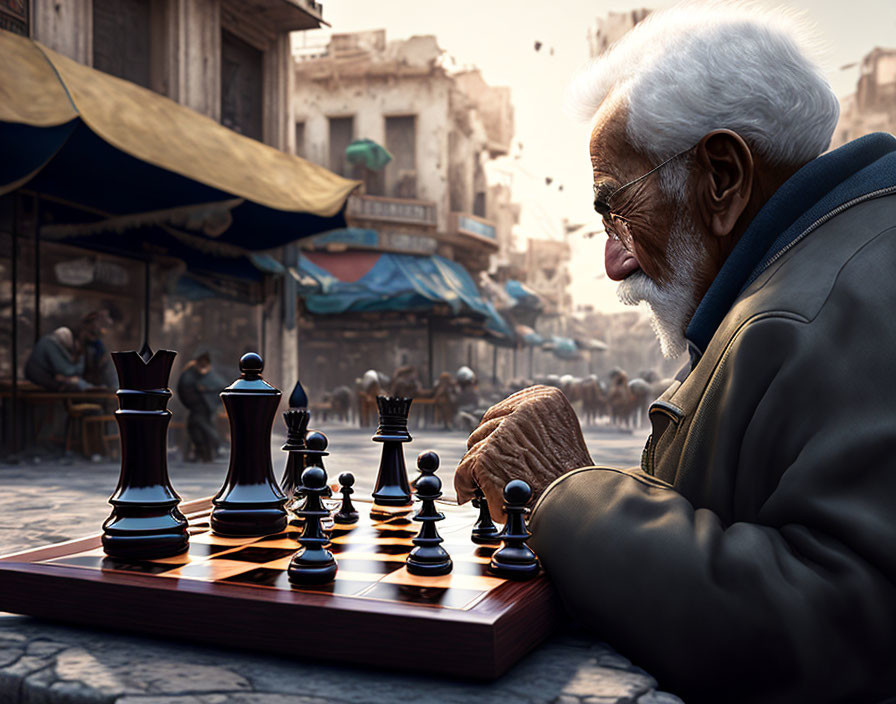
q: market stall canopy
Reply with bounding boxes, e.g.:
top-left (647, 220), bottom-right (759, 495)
top-left (294, 250), bottom-right (514, 339)
top-left (514, 324), bottom-right (544, 346)
top-left (542, 335), bottom-right (580, 360)
top-left (505, 280), bottom-right (543, 311)
top-left (0, 29), bottom-right (359, 249)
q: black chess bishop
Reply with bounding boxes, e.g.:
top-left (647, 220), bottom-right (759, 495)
top-left (489, 480), bottom-right (539, 580)
top-left (406, 452), bottom-right (452, 576)
top-left (288, 466), bottom-right (338, 585)
top-left (210, 353), bottom-right (288, 537)
top-left (279, 408), bottom-right (311, 500)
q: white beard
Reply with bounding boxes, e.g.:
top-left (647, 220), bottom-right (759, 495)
top-left (616, 218), bottom-right (705, 359)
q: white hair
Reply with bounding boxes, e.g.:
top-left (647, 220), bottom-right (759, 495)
top-left (568, 0), bottom-right (840, 169)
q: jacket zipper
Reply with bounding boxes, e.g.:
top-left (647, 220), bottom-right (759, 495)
top-left (759, 185), bottom-right (896, 274)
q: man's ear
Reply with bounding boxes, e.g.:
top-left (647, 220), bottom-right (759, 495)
top-left (693, 129), bottom-right (753, 238)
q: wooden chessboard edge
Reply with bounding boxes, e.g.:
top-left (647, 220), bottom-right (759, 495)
top-left (0, 563), bottom-right (516, 680)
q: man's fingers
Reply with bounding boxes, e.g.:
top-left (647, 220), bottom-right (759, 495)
top-left (454, 451), bottom-right (480, 505)
top-left (466, 416), bottom-right (504, 449)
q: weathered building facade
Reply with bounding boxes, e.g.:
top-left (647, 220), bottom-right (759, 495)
top-left (832, 47), bottom-right (896, 149)
top-left (291, 30), bottom-right (522, 396)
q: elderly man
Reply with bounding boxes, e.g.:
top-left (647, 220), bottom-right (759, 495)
top-left (455, 5), bottom-right (896, 704)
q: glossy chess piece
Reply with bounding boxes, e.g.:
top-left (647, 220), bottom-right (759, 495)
top-left (489, 480), bottom-right (539, 580)
top-left (211, 353), bottom-right (288, 537)
top-left (370, 396), bottom-right (414, 517)
top-left (288, 466), bottom-right (338, 585)
top-left (334, 472), bottom-right (359, 524)
top-left (406, 470), bottom-right (452, 576)
top-left (102, 347), bottom-right (189, 559)
top-left (470, 486), bottom-right (502, 545)
top-left (411, 450), bottom-right (439, 490)
top-left (280, 408), bottom-right (311, 501)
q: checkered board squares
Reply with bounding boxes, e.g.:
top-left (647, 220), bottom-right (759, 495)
top-left (40, 502), bottom-right (505, 611)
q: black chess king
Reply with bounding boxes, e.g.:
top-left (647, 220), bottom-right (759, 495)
top-left (102, 347), bottom-right (189, 559)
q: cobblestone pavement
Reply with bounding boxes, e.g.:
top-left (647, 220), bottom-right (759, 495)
top-left (0, 422), bottom-right (685, 704)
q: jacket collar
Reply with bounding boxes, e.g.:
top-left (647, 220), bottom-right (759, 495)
top-left (685, 132), bottom-right (896, 366)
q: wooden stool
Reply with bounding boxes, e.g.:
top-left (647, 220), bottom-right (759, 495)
top-left (64, 401), bottom-right (103, 456)
top-left (83, 414), bottom-right (119, 460)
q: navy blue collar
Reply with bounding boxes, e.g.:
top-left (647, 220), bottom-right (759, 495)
top-left (685, 132), bottom-right (896, 365)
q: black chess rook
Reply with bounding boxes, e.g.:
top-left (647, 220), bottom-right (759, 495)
top-left (406, 456), bottom-right (452, 577)
top-left (210, 353), bottom-right (288, 537)
top-left (102, 347), bottom-right (189, 560)
top-left (334, 472), bottom-right (359, 524)
top-left (470, 486), bottom-right (502, 545)
top-left (489, 480), bottom-right (539, 580)
top-left (288, 466), bottom-right (338, 584)
top-left (370, 396), bottom-right (414, 516)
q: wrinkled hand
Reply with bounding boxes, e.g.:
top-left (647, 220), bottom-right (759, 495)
top-left (454, 385), bottom-right (593, 520)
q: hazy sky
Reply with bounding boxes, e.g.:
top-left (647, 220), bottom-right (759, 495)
top-left (315, 0), bottom-right (896, 313)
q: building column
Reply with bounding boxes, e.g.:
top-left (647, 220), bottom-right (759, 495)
top-left (31, 0), bottom-right (92, 64)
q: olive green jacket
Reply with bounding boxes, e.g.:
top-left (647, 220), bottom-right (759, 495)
top-left (530, 194), bottom-right (896, 704)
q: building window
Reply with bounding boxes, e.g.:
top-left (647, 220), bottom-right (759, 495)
top-left (295, 122), bottom-right (306, 158)
top-left (473, 191), bottom-right (487, 218)
top-left (385, 115), bottom-right (417, 199)
top-left (93, 0), bottom-right (151, 88)
top-left (221, 30), bottom-right (263, 141)
top-left (0, 0), bottom-right (28, 36)
top-left (328, 116), bottom-right (354, 178)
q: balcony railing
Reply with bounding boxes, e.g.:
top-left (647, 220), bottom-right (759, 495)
top-left (447, 212), bottom-right (499, 249)
top-left (347, 195), bottom-right (437, 228)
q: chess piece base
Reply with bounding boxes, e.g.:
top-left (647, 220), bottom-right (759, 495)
top-left (210, 506), bottom-right (288, 537)
top-left (489, 545), bottom-right (539, 580)
top-left (102, 506), bottom-right (189, 560)
top-left (471, 526), bottom-right (502, 545)
top-left (287, 548), bottom-right (338, 584)
top-left (406, 546), bottom-right (453, 576)
top-left (334, 511), bottom-right (359, 525)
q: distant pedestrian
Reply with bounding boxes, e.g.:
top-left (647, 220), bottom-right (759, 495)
top-left (177, 352), bottom-right (222, 462)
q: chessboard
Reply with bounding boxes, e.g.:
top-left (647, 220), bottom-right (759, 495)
top-left (0, 495), bottom-right (561, 680)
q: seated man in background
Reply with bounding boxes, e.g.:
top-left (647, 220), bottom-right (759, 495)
top-left (456, 4), bottom-right (896, 703)
top-left (25, 326), bottom-right (89, 391)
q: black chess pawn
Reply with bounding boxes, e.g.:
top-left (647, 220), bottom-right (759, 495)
top-left (471, 486), bottom-right (502, 545)
top-left (288, 466), bottom-right (338, 585)
top-left (411, 450), bottom-right (439, 490)
top-left (280, 409), bottom-right (311, 500)
top-left (489, 480), bottom-right (539, 580)
top-left (211, 353), bottom-right (288, 537)
top-left (102, 347), bottom-right (189, 560)
top-left (406, 471), bottom-right (452, 576)
top-left (371, 396), bottom-right (414, 517)
top-left (334, 472), bottom-right (359, 524)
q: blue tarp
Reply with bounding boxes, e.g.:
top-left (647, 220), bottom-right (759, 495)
top-left (545, 335), bottom-right (580, 359)
top-left (297, 252), bottom-right (514, 339)
top-left (505, 279), bottom-right (543, 311)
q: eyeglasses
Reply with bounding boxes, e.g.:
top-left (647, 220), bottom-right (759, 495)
top-left (593, 143), bottom-right (696, 253)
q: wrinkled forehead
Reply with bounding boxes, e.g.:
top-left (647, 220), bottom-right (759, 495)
top-left (589, 94), bottom-right (645, 179)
